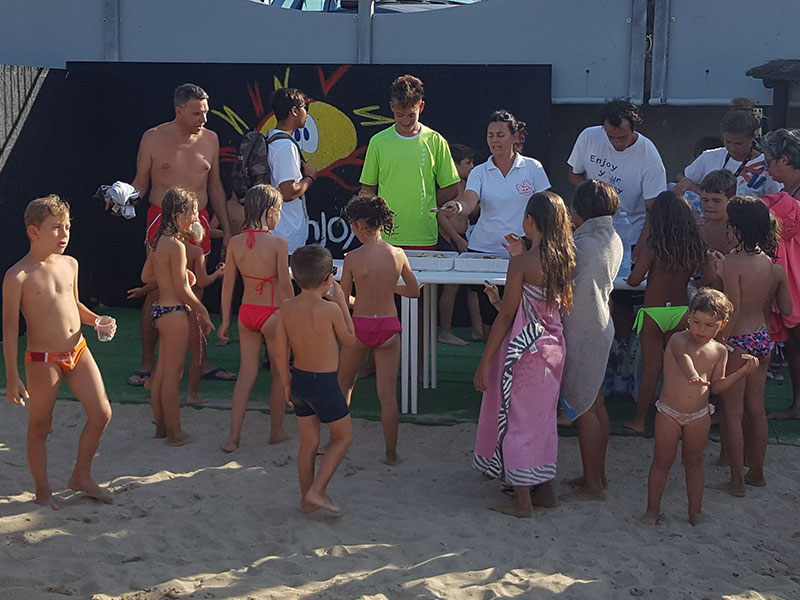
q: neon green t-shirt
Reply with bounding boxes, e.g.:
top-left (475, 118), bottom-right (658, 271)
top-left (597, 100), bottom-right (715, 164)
top-left (360, 124), bottom-right (460, 246)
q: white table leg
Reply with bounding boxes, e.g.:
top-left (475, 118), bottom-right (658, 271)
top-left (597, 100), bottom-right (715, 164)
top-left (422, 283), bottom-right (430, 389)
top-left (410, 295), bottom-right (419, 415)
top-left (430, 282), bottom-right (438, 389)
top-left (401, 296), bottom-right (409, 414)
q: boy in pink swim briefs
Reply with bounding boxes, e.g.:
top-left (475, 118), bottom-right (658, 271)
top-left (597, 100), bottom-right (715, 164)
top-left (3, 195), bottom-right (116, 509)
top-left (642, 288), bottom-right (757, 526)
top-left (337, 193), bottom-right (419, 464)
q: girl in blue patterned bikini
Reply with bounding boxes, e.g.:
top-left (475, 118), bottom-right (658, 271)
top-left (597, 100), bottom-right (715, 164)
top-left (711, 196), bottom-right (792, 497)
top-left (143, 187), bottom-right (214, 446)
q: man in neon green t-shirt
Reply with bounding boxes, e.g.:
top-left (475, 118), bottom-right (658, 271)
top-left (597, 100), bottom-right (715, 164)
top-left (360, 75), bottom-right (461, 248)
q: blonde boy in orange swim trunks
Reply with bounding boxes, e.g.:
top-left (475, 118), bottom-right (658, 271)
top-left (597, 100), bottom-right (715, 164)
top-left (3, 195), bottom-right (116, 509)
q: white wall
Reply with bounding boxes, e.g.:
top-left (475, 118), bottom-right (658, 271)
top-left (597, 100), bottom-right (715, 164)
top-left (0, 0), bottom-right (637, 102)
top-left (650, 0), bottom-right (800, 106)
top-left (1, 0), bottom-right (799, 105)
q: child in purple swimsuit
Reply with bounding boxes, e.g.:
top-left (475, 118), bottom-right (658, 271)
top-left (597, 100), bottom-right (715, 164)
top-left (709, 196), bottom-right (792, 496)
top-left (337, 194), bottom-right (419, 464)
top-left (642, 288), bottom-right (758, 526)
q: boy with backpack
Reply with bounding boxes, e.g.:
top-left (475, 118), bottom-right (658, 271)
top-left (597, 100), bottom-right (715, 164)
top-left (268, 88), bottom-right (316, 253)
top-left (230, 87), bottom-right (315, 254)
top-left (231, 88), bottom-right (315, 253)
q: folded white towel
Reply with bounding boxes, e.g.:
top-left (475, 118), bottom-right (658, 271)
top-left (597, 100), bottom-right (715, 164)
top-left (103, 181), bottom-right (139, 219)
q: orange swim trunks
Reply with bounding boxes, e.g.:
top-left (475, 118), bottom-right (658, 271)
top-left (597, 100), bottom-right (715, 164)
top-left (146, 205), bottom-right (211, 255)
top-left (25, 336), bottom-right (88, 374)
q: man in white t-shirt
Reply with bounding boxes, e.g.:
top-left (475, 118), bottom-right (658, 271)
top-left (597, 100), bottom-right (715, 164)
top-left (268, 88), bottom-right (317, 253)
top-left (567, 100), bottom-right (666, 247)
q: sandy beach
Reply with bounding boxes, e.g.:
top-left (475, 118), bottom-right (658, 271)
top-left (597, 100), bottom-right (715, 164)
top-left (1, 400), bottom-right (798, 600)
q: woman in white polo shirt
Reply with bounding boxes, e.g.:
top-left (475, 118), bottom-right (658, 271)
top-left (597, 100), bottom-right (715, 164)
top-left (460, 110), bottom-right (551, 327)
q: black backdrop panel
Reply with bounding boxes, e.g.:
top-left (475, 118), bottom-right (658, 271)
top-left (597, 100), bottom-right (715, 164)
top-left (0, 63), bottom-right (551, 310)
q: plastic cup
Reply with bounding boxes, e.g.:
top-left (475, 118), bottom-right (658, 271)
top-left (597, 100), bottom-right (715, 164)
top-left (95, 315), bottom-right (115, 342)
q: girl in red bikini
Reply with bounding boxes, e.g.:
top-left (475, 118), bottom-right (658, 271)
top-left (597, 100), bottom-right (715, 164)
top-left (337, 193), bottom-right (419, 464)
top-left (219, 184), bottom-right (293, 452)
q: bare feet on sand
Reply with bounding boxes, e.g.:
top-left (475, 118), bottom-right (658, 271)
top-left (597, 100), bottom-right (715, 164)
top-left (153, 423), bottom-right (167, 439)
top-left (166, 432), bottom-right (193, 447)
top-left (220, 440), bottom-right (239, 453)
top-left (622, 420), bottom-right (645, 435)
top-left (301, 492), bottom-right (341, 514)
top-left (530, 482), bottom-right (559, 508)
top-left (185, 395), bottom-right (208, 406)
top-left (744, 470), bottom-right (766, 487)
top-left (268, 432), bottom-right (291, 445)
top-left (34, 494), bottom-right (60, 511)
top-left (383, 450), bottom-right (401, 465)
top-left (438, 332), bottom-right (468, 346)
top-left (640, 511), bottom-right (660, 525)
top-left (68, 476), bottom-right (113, 504)
top-left (708, 480), bottom-right (746, 497)
top-left (565, 474), bottom-right (608, 489)
top-left (489, 503), bottom-right (532, 518)
top-left (689, 512), bottom-right (705, 527)
top-left (767, 407), bottom-right (800, 420)
top-left (561, 486), bottom-right (605, 502)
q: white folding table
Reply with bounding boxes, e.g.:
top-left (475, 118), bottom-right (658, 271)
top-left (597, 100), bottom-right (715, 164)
top-left (400, 270), bottom-right (507, 414)
top-left (401, 271), bottom-right (645, 415)
top-left (334, 260), bottom-right (644, 415)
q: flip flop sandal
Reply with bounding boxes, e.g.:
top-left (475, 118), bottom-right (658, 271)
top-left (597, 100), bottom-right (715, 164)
top-left (127, 370), bottom-right (151, 387)
top-left (201, 367), bottom-right (237, 382)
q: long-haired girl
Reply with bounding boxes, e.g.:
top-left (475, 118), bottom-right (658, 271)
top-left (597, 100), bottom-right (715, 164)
top-left (623, 191), bottom-right (707, 434)
top-left (144, 187), bottom-right (214, 446)
top-left (219, 184), bottom-right (293, 452)
top-left (712, 196), bottom-right (791, 495)
top-left (473, 191), bottom-right (575, 518)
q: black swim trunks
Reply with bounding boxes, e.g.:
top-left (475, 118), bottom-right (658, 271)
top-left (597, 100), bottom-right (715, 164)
top-left (290, 368), bottom-right (350, 423)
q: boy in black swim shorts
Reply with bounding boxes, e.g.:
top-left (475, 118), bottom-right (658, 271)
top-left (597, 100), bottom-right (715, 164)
top-left (273, 244), bottom-right (357, 515)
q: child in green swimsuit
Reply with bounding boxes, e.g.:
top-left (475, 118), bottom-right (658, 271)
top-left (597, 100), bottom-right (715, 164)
top-left (623, 191), bottom-right (708, 434)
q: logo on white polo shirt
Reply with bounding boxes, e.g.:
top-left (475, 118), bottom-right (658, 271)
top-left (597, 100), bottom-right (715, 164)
top-left (516, 179), bottom-right (533, 195)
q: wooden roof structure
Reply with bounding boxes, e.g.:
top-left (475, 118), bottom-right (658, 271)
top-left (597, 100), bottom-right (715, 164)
top-left (747, 60), bottom-right (800, 129)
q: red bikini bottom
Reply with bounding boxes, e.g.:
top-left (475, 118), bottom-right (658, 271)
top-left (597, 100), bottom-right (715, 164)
top-left (239, 304), bottom-right (279, 332)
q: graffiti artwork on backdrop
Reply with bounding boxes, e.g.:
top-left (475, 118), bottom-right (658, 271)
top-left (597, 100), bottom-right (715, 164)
top-left (211, 65), bottom-right (395, 255)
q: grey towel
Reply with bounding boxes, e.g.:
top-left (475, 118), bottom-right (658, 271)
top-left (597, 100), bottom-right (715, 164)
top-left (560, 216), bottom-right (623, 418)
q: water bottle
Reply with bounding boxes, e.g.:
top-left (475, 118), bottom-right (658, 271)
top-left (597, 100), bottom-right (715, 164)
top-left (684, 190), bottom-right (703, 217)
top-left (616, 211), bottom-right (633, 277)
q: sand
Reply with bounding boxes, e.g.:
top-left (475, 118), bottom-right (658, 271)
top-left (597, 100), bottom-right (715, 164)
top-left (1, 400), bottom-right (798, 600)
